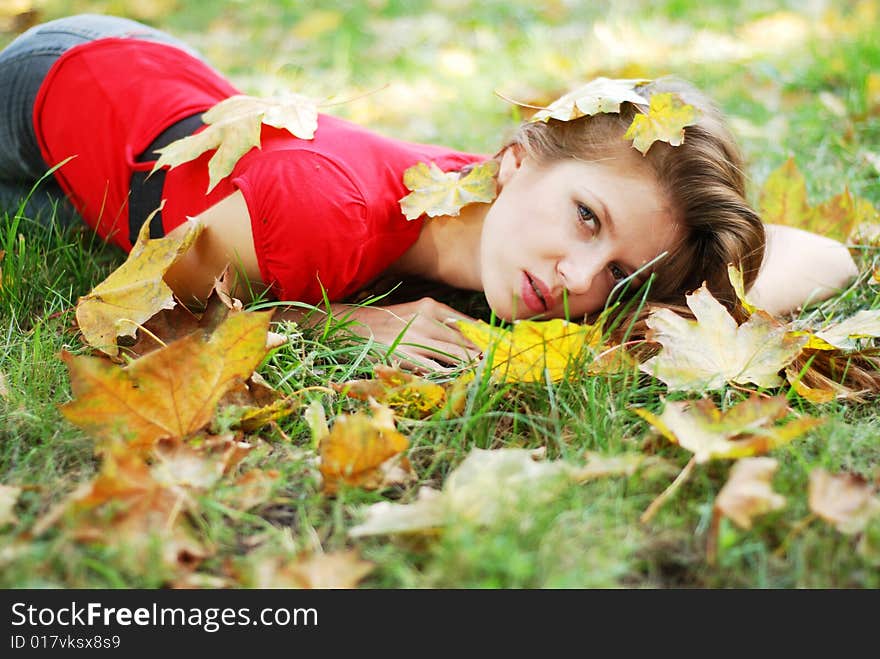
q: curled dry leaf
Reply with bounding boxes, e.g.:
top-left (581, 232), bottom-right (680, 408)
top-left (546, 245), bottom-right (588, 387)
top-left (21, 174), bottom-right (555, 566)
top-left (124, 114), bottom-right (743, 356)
top-left (152, 93), bottom-right (318, 193)
top-left (75, 216), bottom-right (204, 357)
top-left (640, 283), bottom-right (807, 390)
top-left (624, 92), bottom-right (700, 155)
top-left (61, 311), bottom-right (273, 453)
top-left (633, 395), bottom-right (822, 464)
top-left (0, 484), bottom-right (22, 528)
top-left (332, 365), bottom-right (446, 419)
top-left (319, 404), bottom-right (410, 495)
top-left (528, 77), bottom-right (649, 122)
top-left (715, 457), bottom-right (786, 529)
top-left (808, 468), bottom-right (880, 535)
top-left (350, 447), bottom-right (585, 538)
top-left (456, 318), bottom-right (604, 383)
top-left (399, 160), bottom-right (499, 221)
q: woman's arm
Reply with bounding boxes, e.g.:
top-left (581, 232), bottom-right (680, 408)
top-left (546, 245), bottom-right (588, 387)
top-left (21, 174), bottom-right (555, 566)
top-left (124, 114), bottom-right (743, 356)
top-left (748, 223), bottom-right (859, 315)
top-left (163, 191), bottom-right (477, 370)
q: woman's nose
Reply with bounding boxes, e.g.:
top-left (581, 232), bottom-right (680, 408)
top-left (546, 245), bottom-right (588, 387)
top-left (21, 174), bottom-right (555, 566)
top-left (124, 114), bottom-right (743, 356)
top-left (557, 254), bottom-right (604, 295)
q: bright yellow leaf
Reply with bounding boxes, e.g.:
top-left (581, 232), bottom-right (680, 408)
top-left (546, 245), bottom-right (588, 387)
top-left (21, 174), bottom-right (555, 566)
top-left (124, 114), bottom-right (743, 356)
top-left (399, 160), bottom-right (499, 221)
top-left (75, 215), bottom-right (204, 357)
top-left (61, 311), bottom-right (273, 453)
top-left (809, 468), bottom-right (880, 535)
top-left (715, 457), bottom-right (786, 529)
top-left (332, 365), bottom-right (446, 419)
top-left (152, 93), bottom-right (318, 193)
top-left (640, 283), bottom-right (807, 390)
top-left (633, 395), bottom-right (821, 463)
top-left (456, 317), bottom-right (604, 383)
top-left (623, 92), bottom-right (700, 155)
top-left (529, 77), bottom-right (649, 122)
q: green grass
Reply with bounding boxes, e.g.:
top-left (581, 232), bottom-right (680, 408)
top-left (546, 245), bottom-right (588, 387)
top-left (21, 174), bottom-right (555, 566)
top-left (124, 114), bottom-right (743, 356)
top-left (1, 0), bottom-right (879, 588)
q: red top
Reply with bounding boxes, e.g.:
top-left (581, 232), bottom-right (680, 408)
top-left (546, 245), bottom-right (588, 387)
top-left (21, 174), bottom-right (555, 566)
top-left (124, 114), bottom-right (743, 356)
top-left (34, 39), bottom-right (486, 302)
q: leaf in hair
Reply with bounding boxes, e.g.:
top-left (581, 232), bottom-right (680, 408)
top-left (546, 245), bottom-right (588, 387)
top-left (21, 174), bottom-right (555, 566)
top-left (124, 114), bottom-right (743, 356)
top-left (399, 160), bottom-right (499, 221)
top-left (624, 92), bottom-right (700, 155)
top-left (151, 93), bottom-right (318, 193)
top-left (528, 77), bottom-right (650, 122)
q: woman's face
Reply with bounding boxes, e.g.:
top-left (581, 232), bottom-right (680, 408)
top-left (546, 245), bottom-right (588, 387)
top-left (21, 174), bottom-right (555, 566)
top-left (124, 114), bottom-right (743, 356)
top-left (479, 146), bottom-right (682, 321)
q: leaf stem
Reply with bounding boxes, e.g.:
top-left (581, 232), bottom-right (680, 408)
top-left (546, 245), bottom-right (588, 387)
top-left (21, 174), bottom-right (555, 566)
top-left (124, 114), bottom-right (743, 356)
top-left (117, 318), bottom-right (167, 348)
top-left (772, 513), bottom-right (816, 558)
top-left (640, 456), bottom-right (696, 524)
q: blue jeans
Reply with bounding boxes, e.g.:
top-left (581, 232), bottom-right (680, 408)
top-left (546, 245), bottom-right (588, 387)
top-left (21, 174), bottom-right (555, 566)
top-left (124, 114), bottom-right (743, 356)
top-left (0, 14), bottom-right (199, 224)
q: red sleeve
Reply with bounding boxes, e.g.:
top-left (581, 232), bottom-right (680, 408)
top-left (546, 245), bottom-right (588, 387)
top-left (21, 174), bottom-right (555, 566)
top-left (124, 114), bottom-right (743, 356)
top-left (232, 150), bottom-right (369, 303)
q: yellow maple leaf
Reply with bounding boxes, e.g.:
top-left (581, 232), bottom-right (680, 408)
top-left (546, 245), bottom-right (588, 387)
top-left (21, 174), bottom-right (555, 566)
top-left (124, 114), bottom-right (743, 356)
top-left (61, 311), bottom-right (272, 453)
top-left (151, 93), bottom-right (318, 193)
top-left (715, 457), bottom-right (786, 529)
top-left (332, 365), bottom-right (446, 419)
top-left (75, 215), bottom-right (204, 357)
top-left (808, 468), bottom-right (880, 535)
top-left (456, 317), bottom-right (604, 383)
top-left (623, 92), bottom-right (700, 155)
top-left (319, 404), bottom-right (410, 495)
top-left (633, 395), bottom-right (822, 464)
top-left (399, 160), bottom-right (499, 221)
top-left (529, 77), bottom-right (649, 122)
top-left (640, 283), bottom-right (807, 390)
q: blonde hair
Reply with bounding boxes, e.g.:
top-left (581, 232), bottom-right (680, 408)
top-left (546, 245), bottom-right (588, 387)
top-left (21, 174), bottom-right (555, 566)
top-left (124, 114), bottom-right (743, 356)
top-left (507, 77), bottom-right (765, 332)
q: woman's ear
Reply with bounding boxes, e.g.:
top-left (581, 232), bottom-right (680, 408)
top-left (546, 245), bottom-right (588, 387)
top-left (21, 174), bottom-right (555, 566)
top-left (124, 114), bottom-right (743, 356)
top-left (497, 144), bottom-right (525, 188)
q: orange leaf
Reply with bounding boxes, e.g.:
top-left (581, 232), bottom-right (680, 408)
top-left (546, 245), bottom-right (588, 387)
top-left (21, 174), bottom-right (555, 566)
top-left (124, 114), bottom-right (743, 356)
top-left (715, 457), bottom-right (786, 529)
top-left (808, 468), bottom-right (880, 535)
top-left (61, 311), bottom-right (272, 452)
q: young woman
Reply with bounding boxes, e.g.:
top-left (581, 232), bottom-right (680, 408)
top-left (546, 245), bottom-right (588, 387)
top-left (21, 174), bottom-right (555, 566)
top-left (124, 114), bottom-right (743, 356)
top-left (0, 14), bottom-right (858, 370)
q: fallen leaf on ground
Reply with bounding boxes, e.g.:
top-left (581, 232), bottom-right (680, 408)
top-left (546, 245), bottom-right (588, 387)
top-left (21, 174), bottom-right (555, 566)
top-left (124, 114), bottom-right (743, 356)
top-left (319, 404), bottom-right (410, 494)
top-left (399, 160), bottom-right (498, 220)
top-left (624, 92), bottom-right (700, 155)
top-left (332, 365), bottom-right (446, 418)
top-left (811, 310), bottom-right (880, 351)
top-left (528, 77), bottom-right (649, 122)
top-left (245, 549), bottom-right (373, 589)
top-left (809, 468), bottom-right (880, 535)
top-left (31, 443), bottom-right (207, 572)
top-left (640, 283), bottom-right (807, 390)
top-left (61, 311), bottom-right (272, 452)
top-left (150, 435), bottom-right (252, 490)
top-left (456, 318), bottom-right (604, 383)
top-left (152, 93), bottom-right (318, 192)
top-left (349, 447), bottom-right (585, 537)
top-left (715, 457), bottom-right (786, 529)
top-left (0, 369), bottom-right (7, 399)
top-left (217, 469), bottom-right (280, 511)
top-left (0, 485), bottom-right (22, 528)
top-left (75, 216), bottom-right (204, 357)
top-left (633, 395), bottom-right (822, 463)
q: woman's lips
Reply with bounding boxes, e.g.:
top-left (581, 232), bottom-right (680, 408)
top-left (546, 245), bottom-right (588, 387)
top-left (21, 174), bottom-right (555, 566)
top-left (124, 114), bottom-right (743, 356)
top-left (520, 271), bottom-right (553, 314)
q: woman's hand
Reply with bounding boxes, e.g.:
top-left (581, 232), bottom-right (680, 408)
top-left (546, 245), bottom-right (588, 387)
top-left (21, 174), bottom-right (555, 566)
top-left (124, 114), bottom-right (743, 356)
top-left (281, 297), bottom-right (482, 373)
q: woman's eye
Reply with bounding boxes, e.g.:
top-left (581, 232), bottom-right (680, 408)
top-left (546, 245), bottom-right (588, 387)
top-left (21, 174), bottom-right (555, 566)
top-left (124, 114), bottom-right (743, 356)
top-left (609, 264), bottom-right (627, 282)
top-left (576, 203), bottom-right (598, 232)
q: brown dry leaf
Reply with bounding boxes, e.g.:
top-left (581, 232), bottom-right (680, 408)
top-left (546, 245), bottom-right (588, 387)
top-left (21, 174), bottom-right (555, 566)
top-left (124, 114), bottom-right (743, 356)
top-left (808, 468), bottom-right (880, 535)
top-left (623, 92), bottom-right (700, 155)
top-left (332, 365), bottom-right (446, 419)
top-left (528, 77), bottom-right (649, 122)
top-left (0, 484), bottom-right (22, 528)
top-left (640, 283), bottom-right (807, 390)
top-left (61, 311), bottom-right (272, 453)
top-left (219, 469), bottom-right (280, 511)
top-left (715, 457), bottom-right (786, 529)
top-left (319, 404), bottom-right (410, 494)
top-left (399, 160), bottom-right (499, 220)
top-left (152, 94), bottom-right (318, 193)
top-left (457, 317), bottom-right (604, 383)
top-left (633, 395), bottom-right (822, 463)
top-left (248, 550), bottom-right (373, 589)
top-left (75, 215), bottom-right (204, 357)
top-left (32, 444), bottom-right (207, 572)
top-left (150, 435), bottom-right (252, 490)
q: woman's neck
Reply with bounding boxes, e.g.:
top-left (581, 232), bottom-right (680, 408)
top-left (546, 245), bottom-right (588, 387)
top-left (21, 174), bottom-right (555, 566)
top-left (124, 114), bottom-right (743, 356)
top-left (389, 202), bottom-right (487, 291)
